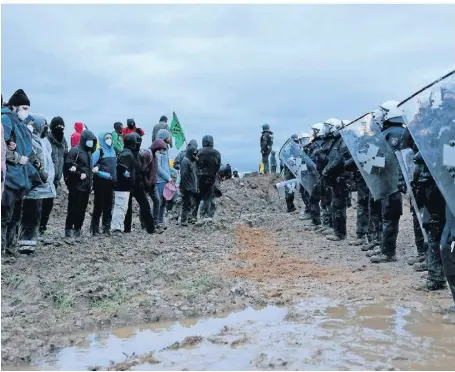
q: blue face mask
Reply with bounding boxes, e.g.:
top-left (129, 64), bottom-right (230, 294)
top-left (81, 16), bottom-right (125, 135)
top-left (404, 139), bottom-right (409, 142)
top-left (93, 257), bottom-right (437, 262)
top-left (86, 140), bottom-right (94, 148)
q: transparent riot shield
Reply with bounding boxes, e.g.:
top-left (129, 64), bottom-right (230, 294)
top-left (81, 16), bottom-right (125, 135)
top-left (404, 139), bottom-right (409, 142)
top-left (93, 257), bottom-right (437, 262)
top-left (276, 179), bottom-right (298, 199)
top-left (340, 113), bottom-right (399, 201)
top-left (279, 139), bottom-right (320, 195)
top-left (400, 70), bottom-right (455, 216)
top-left (395, 149), bottom-right (428, 243)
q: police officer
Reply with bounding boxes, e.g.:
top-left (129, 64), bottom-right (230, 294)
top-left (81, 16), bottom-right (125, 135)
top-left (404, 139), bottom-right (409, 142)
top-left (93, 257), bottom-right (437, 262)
top-left (260, 124), bottom-right (274, 174)
top-left (283, 134), bottom-right (304, 213)
top-left (322, 119), bottom-right (350, 241)
top-left (369, 101), bottom-right (408, 263)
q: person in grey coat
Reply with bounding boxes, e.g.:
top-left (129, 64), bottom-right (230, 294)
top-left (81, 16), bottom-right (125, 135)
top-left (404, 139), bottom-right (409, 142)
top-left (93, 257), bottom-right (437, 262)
top-left (152, 116), bottom-right (173, 148)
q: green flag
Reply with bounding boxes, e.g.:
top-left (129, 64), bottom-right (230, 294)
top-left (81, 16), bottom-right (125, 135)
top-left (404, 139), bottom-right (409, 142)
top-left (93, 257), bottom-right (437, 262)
top-left (170, 111), bottom-right (185, 150)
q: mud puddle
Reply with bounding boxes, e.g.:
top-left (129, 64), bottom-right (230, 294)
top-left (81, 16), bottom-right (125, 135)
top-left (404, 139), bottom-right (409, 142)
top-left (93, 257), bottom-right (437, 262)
top-left (6, 297), bottom-right (455, 371)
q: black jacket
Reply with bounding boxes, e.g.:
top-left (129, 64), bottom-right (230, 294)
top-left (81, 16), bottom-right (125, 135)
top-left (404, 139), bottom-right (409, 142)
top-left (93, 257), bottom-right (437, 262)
top-left (63, 130), bottom-right (97, 192)
top-left (115, 134), bottom-right (140, 192)
top-left (174, 139), bottom-right (198, 170)
top-left (197, 135), bottom-right (221, 178)
top-left (180, 147), bottom-right (198, 193)
top-left (260, 130), bottom-right (273, 155)
top-left (47, 129), bottom-right (68, 187)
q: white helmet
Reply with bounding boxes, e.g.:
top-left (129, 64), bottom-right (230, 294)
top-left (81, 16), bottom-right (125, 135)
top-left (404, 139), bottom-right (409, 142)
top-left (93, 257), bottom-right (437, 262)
top-left (324, 118), bottom-right (342, 133)
top-left (299, 132), bottom-right (311, 139)
top-left (311, 122), bottom-right (325, 138)
top-left (379, 100), bottom-right (405, 123)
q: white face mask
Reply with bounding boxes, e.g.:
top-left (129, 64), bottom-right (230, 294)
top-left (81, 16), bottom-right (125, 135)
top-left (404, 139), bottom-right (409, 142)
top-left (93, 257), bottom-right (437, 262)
top-left (105, 138), bottom-right (112, 146)
top-left (86, 140), bottom-right (94, 148)
top-left (27, 124), bottom-right (34, 133)
top-left (17, 106), bottom-right (29, 121)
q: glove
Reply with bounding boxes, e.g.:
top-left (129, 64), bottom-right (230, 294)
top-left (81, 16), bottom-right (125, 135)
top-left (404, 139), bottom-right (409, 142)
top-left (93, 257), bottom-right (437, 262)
top-left (124, 170), bottom-right (130, 178)
top-left (322, 167), bottom-right (328, 177)
top-left (70, 166), bottom-right (77, 172)
top-left (80, 173), bottom-right (87, 180)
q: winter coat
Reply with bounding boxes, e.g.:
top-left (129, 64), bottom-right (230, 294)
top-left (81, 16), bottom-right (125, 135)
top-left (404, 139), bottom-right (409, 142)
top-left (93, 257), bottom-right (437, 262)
top-left (70, 121), bottom-right (84, 148)
top-left (152, 121), bottom-right (173, 148)
top-left (1, 108), bottom-right (43, 197)
top-left (141, 139), bottom-right (168, 190)
top-left (156, 129), bottom-right (171, 184)
top-left (180, 146), bottom-right (198, 193)
top-left (112, 131), bottom-right (124, 154)
top-left (174, 139), bottom-right (198, 170)
top-left (25, 115), bottom-right (56, 199)
top-left (1, 123), bottom-right (5, 194)
top-left (260, 130), bottom-right (274, 155)
top-left (115, 134), bottom-right (138, 192)
top-left (91, 132), bottom-right (117, 184)
top-left (197, 135), bottom-right (221, 178)
top-left (121, 126), bottom-right (145, 138)
top-left (64, 130), bottom-right (97, 192)
top-left (48, 129), bottom-right (68, 188)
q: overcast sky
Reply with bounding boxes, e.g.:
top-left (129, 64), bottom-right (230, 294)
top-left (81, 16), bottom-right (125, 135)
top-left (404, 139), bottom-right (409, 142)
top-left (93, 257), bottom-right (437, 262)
top-left (2, 4), bottom-right (454, 171)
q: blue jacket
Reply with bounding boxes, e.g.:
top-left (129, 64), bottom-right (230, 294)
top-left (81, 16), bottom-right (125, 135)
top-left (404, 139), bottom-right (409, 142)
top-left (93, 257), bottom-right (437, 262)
top-left (156, 129), bottom-right (171, 184)
top-left (1, 108), bottom-right (42, 196)
top-left (91, 132), bottom-right (117, 183)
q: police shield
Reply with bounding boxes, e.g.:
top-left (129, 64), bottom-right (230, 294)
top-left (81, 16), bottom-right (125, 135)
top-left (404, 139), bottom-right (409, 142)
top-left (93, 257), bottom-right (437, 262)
top-left (340, 113), bottom-right (399, 201)
top-left (400, 70), bottom-right (455, 216)
top-left (276, 179), bottom-right (298, 199)
top-left (395, 149), bottom-right (428, 243)
top-left (279, 138), bottom-right (320, 195)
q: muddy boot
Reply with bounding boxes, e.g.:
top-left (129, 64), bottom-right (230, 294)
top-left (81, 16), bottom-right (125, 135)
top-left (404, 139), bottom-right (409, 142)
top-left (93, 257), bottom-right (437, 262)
top-left (326, 234), bottom-right (344, 242)
top-left (413, 260), bottom-right (428, 272)
top-left (366, 246), bottom-right (382, 257)
top-left (111, 229), bottom-right (122, 236)
top-left (102, 226), bottom-right (111, 236)
top-left (299, 212), bottom-right (312, 221)
top-left (180, 220), bottom-right (189, 227)
top-left (17, 240), bottom-right (37, 255)
top-left (65, 229), bottom-right (74, 238)
top-left (74, 230), bottom-right (82, 241)
top-left (287, 206), bottom-right (297, 213)
top-left (350, 235), bottom-right (367, 246)
top-left (322, 228), bottom-right (335, 236)
top-left (370, 254), bottom-right (397, 264)
top-left (413, 280), bottom-right (446, 292)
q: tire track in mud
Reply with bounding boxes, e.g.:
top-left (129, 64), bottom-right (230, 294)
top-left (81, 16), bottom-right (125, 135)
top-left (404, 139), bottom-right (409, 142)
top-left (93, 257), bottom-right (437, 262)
top-left (229, 224), bottom-right (342, 282)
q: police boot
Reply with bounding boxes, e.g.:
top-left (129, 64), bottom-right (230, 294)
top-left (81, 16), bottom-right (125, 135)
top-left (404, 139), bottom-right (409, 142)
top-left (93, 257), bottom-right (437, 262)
top-left (370, 254), bottom-right (397, 264)
top-left (350, 235), bottom-right (367, 246)
top-left (90, 219), bottom-right (100, 236)
top-left (65, 229), bottom-right (74, 238)
top-left (366, 246), bottom-right (382, 257)
top-left (412, 280), bottom-right (446, 292)
top-left (326, 234), bottom-right (345, 242)
top-left (413, 260), bottom-right (428, 272)
top-left (322, 228), bottom-right (335, 236)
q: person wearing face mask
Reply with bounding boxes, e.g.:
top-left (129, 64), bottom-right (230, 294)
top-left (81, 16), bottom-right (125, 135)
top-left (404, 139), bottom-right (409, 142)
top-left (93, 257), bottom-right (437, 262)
top-left (122, 118), bottom-right (145, 138)
top-left (90, 132), bottom-right (117, 236)
top-left (39, 116), bottom-right (68, 235)
top-left (123, 133), bottom-right (156, 234)
top-left (179, 144), bottom-right (199, 226)
top-left (1, 89), bottom-right (43, 253)
top-left (112, 122), bottom-right (124, 154)
top-left (71, 121), bottom-right (85, 148)
top-left (63, 129), bottom-right (97, 239)
top-left (17, 115), bottom-right (56, 252)
top-left (155, 129), bottom-right (172, 229)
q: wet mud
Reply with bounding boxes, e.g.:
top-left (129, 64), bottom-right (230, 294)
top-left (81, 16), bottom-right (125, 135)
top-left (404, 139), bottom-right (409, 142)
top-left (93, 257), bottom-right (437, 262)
top-left (2, 175), bottom-right (454, 369)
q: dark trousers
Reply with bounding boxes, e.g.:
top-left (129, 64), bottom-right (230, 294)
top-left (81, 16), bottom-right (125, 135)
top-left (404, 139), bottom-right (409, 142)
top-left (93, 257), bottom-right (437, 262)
top-left (369, 194), bottom-right (383, 244)
top-left (321, 178), bottom-right (333, 227)
top-left (261, 153), bottom-right (270, 174)
top-left (65, 189), bottom-right (90, 232)
top-left (91, 180), bottom-right (114, 233)
top-left (309, 182), bottom-right (321, 225)
top-left (2, 187), bottom-right (25, 249)
top-left (441, 206), bottom-right (455, 304)
top-left (40, 197), bottom-right (54, 233)
top-left (331, 179), bottom-right (348, 238)
top-left (356, 178), bottom-right (370, 238)
top-left (271, 166), bottom-right (277, 174)
top-left (199, 176), bottom-right (215, 218)
top-left (301, 187), bottom-right (310, 213)
top-left (149, 185), bottom-right (160, 222)
top-left (20, 199), bottom-right (43, 241)
top-left (381, 191), bottom-right (403, 256)
top-left (181, 190), bottom-right (197, 223)
top-left (411, 204), bottom-right (427, 258)
top-left (125, 187), bottom-right (155, 234)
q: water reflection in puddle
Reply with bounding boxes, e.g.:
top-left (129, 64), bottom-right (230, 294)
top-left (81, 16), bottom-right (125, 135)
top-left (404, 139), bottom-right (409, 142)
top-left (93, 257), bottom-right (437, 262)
top-left (17, 297), bottom-right (455, 370)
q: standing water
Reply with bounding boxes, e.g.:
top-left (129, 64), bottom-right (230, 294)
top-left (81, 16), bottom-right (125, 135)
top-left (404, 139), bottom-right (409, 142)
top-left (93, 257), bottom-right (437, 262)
top-left (6, 297), bottom-right (455, 371)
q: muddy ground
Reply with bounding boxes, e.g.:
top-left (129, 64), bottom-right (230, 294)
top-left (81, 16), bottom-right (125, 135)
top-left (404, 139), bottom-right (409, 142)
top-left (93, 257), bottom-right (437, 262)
top-left (1, 175), bottom-right (453, 367)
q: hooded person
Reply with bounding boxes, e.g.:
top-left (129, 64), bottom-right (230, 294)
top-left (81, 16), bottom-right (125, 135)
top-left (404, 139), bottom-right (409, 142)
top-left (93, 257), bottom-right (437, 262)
top-left (123, 133), bottom-right (156, 234)
top-left (173, 139), bottom-right (198, 171)
top-left (39, 116), bottom-right (68, 235)
top-left (122, 118), bottom-right (145, 138)
top-left (1, 89), bottom-right (43, 252)
top-left (111, 133), bottom-right (138, 233)
top-left (90, 132), bottom-right (117, 236)
top-left (180, 145), bottom-right (199, 226)
top-left (196, 135), bottom-right (221, 219)
top-left (63, 129), bottom-right (97, 238)
top-left (112, 121), bottom-right (124, 154)
top-left (17, 115), bottom-right (56, 252)
top-left (141, 139), bottom-right (168, 233)
top-left (71, 121), bottom-right (84, 148)
top-left (155, 128), bottom-right (172, 228)
top-left (152, 115), bottom-right (173, 148)
top-left (260, 124), bottom-right (274, 174)
top-left (270, 150), bottom-right (277, 173)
